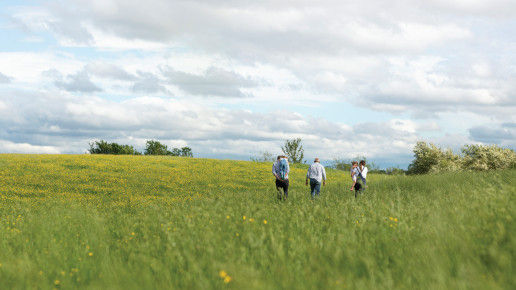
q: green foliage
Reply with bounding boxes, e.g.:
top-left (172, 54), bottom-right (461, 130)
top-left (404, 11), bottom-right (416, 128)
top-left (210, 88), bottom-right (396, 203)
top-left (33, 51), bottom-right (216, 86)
top-left (143, 140), bottom-right (194, 157)
top-left (0, 154), bottom-right (514, 289)
top-left (408, 142), bottom-right (461, 174)
top-left (281, 138), bottom-right (304, 163)
top-left (462, 144), bottom-right (516, 170)
top-left (88, 140), bottom-right (141, 155)
top-left (408, 142), bottom-right (516, 174)
top-left (180, 147), bottom-right (193, 158)
top-left (144, 140), bottom-right (169, 155)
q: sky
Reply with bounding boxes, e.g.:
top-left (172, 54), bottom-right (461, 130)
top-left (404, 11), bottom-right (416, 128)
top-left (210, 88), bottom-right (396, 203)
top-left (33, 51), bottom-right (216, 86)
top-left (0, 0), bottom-right (515, 168)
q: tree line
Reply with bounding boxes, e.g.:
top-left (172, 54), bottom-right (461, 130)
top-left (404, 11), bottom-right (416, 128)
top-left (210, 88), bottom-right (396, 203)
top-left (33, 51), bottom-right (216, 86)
top-left (88, 140), bottom-right (193, 157)
top-left (251, 138), bottom-right (516, 175)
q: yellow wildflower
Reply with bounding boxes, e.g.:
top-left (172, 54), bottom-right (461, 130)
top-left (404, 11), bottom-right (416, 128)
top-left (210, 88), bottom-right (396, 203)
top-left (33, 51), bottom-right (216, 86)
top-left (219, 270), bottom-right (227, 278)
top-left (249, 218), bottom-right (254, 222)
top-left (88, 252), bottom-right (93, 256)
top-left (394, 218), bottom-right (398, 222)
top-left (263, 220), bottom-right (267, 224)
top-left (243, 216), bottom-right (246, 220)
top-left (224, 276), bottom-right (232, 283)
top-left (54, 280), bottom-right (60, 286)
top-left (226, 215), bottom-right (230, 219)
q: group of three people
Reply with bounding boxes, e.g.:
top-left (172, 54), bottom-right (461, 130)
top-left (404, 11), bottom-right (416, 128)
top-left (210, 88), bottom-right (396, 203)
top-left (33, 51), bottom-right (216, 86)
top-left (272, 155), bottom-right (368, 200)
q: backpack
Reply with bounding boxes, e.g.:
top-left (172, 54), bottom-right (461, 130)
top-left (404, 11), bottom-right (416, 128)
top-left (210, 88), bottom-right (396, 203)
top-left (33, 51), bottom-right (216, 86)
top-left (279, 158), bottom-right (288, 179)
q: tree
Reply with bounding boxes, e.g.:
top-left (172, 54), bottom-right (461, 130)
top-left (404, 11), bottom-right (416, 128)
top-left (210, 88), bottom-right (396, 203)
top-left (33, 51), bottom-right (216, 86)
top-left (180, 147), bottom-right (193, 157)
top-left (88, 140), bottom-right (140, 155)
top-left (170, 148), bottom-right (181, 156)
top-left (407, 141), bottom-right (461, 174)
top-left (281, 138), bottom-right (304, 163)
top-left (144, 140), bottom-right (170, 156)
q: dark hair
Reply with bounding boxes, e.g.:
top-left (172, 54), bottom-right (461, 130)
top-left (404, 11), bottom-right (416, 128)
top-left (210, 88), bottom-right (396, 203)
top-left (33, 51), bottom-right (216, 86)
top-left (277, 155), bottom-right (282, 160)
top-left (359, 160), bottom-right (366, 166)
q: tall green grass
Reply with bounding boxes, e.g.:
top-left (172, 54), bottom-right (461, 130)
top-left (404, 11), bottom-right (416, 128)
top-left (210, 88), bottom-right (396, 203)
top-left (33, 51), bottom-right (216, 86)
top-left (0, 154), bottom-right (514, 289)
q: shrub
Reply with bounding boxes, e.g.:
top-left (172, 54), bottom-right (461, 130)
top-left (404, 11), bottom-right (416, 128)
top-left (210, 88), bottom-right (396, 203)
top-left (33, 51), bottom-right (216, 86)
top-left (407, 142), bottom-right (460, 174)
top-left (461, 144), bottom-right (516, 171)
top-left (144, 140), bottom-right (170, 156)
top-left (180, 147), bottom-right (193, 158)
top-left (408, 141), bottom-right (515, 174)
top-left (144, 140), bottom-right (193, 157)
top-left (88, 140), bottom-right (141, 155)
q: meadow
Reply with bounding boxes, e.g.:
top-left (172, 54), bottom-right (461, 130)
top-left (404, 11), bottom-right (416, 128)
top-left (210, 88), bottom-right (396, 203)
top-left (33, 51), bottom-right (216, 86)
top-left (0, 154), bottom-right (514, 289)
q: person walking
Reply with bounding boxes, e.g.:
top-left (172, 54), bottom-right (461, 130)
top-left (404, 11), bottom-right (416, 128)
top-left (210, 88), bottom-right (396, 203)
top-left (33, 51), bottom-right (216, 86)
top-left (306, 158), bottom-right (326, 198)
top-left (358, 160), bottom-right (368, 191)
top-left (272, 155), bottom-right (290, 200)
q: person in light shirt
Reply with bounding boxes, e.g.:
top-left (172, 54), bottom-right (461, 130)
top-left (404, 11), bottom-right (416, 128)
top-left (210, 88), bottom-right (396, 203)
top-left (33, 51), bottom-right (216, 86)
top-left (305, 158), bottom-right (326, 198)
top-left (358, 160), bottom-right (368, 190)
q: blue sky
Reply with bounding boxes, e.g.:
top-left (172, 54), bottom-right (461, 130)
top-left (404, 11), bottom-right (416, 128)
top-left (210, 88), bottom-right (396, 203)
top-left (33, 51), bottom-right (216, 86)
top-left (0, 0), bottom-right (515, 168)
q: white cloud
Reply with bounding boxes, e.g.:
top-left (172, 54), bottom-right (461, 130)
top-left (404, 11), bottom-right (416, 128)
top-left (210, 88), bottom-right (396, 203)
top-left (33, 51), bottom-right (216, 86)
top-left (2, 0), bottom-right (515, 164)
top-left (0, 140), bottom-right (60, 154)
top-left (0, 89), bottom-right (426, 164)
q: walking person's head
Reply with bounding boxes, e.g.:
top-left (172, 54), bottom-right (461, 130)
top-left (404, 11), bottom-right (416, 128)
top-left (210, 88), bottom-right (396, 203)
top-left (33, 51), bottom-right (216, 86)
top-left (314, 158), bottom-right (320, 163)
top-left (359, 160), bottom-right (366, 166)
top-left (277, 155), bottom-right (282, 161)
top-left (352, 161), bottom-right (358, 168)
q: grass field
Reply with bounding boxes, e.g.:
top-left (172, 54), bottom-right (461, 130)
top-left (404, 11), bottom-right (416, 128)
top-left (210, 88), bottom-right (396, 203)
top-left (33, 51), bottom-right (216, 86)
top-left (0, 154), bottom-right (514, 289)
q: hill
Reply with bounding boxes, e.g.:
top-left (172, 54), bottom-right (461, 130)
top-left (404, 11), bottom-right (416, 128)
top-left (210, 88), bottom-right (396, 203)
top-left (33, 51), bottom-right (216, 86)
top-left (0, 154), bottom-right (514, 289)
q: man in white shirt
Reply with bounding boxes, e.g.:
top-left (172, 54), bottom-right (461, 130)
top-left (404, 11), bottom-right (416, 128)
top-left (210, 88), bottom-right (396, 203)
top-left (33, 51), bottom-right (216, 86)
top-left (305, 158), bottom-right (326, 198)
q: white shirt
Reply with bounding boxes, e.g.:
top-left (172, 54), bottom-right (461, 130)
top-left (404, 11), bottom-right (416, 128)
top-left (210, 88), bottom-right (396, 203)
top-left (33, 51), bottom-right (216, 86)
top-left (359, 166), bottom-right (368, 179)
top-left (306, 162), bottom-right (326, 182)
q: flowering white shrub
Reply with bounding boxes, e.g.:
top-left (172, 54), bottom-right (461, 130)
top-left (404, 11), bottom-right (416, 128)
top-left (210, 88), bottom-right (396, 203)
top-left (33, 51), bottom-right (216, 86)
top-left (408, 142), bottom-right (516, 174)
top-left (461, 144), bottom-right (516, 171)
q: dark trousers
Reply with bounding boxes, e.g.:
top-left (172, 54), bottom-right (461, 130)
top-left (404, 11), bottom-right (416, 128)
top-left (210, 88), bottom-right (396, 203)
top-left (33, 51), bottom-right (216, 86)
top-left (310, 178), bottom-right (321, 197)
top-left (275, 179), bottom-right (289, 199)
top-left (359, 173), bottom-right (366, 189)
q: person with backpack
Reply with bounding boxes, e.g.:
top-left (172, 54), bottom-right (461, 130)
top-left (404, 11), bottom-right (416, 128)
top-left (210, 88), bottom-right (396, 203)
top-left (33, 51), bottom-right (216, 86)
top-left (272, 155), bottom-right (290, 200)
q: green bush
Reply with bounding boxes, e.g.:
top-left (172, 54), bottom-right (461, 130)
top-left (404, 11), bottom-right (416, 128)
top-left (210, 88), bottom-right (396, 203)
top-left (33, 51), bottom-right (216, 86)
top-left (407, 142), bottom-right (460, 174)
top-left (462, 144), bottom-right (516, 171)
top-left (144, 140), bottom-right (193, 157)
top-left (88, 140), bottom-right (141, 155)
top-left (408, 141), bottom-right (516, 174)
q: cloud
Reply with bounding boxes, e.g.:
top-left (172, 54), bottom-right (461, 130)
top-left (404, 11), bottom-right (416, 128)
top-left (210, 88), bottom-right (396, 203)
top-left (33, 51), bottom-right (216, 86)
top-left (469, 124), bottom-right (516, 145)
top-left (3, 0), bottom-right (515, 166)
top-left (0, 72), bottom-right (12, 83)
top-left (8, 1), bottom-right (515, 118)
top-left (0, 140), bottom-right (60, 154)
top-left (132, 71), bottom-right (168, 94)
top-left (85, 63), bottom-right (136, 81)
top-left (163, 66), bottom-right (257, 97)
top-left (48, 69), bottom-right (102, 93)
top-left (0, 89), bottom-right (423, 164)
